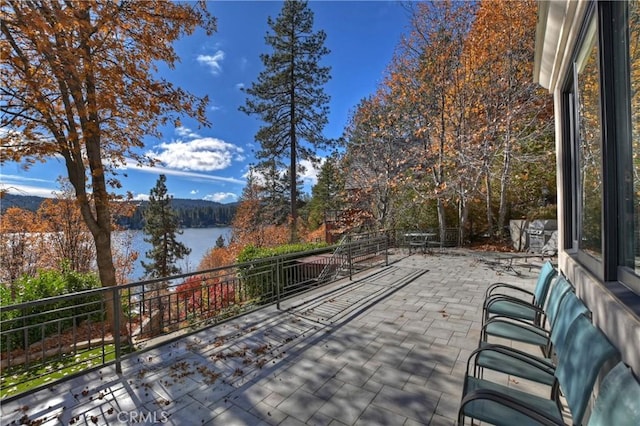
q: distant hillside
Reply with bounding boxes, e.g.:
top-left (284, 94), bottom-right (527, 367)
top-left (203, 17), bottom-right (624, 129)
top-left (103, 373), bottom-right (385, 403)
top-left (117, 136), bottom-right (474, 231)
top-left (0, 193), bottom-right (47, 212)
top-left (0, 193), bottom-right (237, 229)
top-left (119, 199), bottom-right (238, 229)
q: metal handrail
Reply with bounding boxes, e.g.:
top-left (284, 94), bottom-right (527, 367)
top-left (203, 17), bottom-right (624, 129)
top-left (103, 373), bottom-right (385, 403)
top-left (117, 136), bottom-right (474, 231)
top-left (316, 235), bottom-right (349, 283)
top-left (0, 234), bottom-right (389, 401)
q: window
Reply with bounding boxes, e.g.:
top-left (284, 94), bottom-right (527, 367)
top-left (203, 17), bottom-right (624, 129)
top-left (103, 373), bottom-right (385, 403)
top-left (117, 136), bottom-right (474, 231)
top-left (575, 17), bottom-right (603, 260)
top-left (562, 2), bottom-right (640, 294)
top-left (631, 2), bottom-right (640, 274)
top-left (618, 0), bottom-right (640, 289)
top-left (557, 0), bottom-right (640, 306)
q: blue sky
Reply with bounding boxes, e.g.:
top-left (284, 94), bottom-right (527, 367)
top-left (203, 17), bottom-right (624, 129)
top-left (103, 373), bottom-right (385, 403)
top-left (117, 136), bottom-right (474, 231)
top-left (0, 1), bottom-right (412, 204)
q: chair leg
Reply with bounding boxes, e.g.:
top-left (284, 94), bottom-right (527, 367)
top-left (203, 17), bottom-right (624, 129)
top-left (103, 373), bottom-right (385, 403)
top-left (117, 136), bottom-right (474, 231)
top-left (458, 410), bottom-right (466, 425)
top-left (482, 307), bottom-right (489, 325)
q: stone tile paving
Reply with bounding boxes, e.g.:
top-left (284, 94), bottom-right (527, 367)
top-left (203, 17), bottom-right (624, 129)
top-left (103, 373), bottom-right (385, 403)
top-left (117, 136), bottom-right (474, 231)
top-left (1, 250), bottom-right (546, 425)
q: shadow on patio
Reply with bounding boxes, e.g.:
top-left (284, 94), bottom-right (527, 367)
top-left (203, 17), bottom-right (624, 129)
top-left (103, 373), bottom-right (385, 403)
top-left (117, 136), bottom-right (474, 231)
top-left (1, 251), bottom-right (546, 426)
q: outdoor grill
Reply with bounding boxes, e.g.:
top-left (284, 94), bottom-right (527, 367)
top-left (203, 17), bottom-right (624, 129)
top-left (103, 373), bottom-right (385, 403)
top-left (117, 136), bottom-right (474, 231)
top-left (527, 219), bottom-right (557, 252)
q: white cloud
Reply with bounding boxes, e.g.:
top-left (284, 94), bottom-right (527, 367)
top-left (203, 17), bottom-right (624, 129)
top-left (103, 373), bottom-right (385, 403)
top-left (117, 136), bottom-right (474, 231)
top-left (0, 174), bottom-right (60, 198)
top-left (122, 158), bottom-right (245, 185)
top-left (133, 193), bottom-right (150, 201)
top-left (204, 192), bottom-right (238, 203)
top-left (190, 189), bottom-right (199, 195)
top-left (148, 137), bottom-right (244, 172)
top-left (240, 158), bottom-right (324, 188)
top-left (197, 50), bottom-right (225, 75)
top-left (0, 183), bottom-right (57, 198)
top-left (175, 126), bottom-right (201, 138)
top-left (299, 158), bottom-right (325, 186)
top-left (1, 174), bottom-right (54, 185)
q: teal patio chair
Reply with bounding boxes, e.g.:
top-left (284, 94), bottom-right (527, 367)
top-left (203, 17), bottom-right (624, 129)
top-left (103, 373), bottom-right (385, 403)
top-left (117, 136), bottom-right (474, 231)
top-left (471, 290), bottom-right (589, 387)
top-left (587, 361), bottom-right (640, 426)
top-left (458, 314), bottom-right (619, 426)
top-left (480, 276), bottom-right (573, 356)
top-left (482, 261), bottom-right (557, 327)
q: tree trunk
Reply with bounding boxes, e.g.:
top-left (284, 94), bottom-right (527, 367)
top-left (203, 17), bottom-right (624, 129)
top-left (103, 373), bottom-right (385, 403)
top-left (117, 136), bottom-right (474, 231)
top-left (497, 138), bottom-right (512, 237)
top-left (289, 32), bottom-right (298, 244)
top-left (497, 87), bottom-right (514, 237)
top-left (485, 170), bottom-right (494, 237)
top-left (436, 197), bottom-right (447, 243)
top-left (458, 183), bottom-right (469, 246)
top-left (290, 142), bottom-right (297, 243)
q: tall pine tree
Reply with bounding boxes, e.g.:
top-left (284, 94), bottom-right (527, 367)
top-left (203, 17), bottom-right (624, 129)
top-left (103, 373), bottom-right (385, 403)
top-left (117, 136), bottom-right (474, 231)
top-left (257, 157), bottom-right (293, 226)
top-left (307, 153), bottom-right (345, 229)
top-left (141, 175), bottom-right (191, 278)
top-left (240, 0), bottom-right (332, 242)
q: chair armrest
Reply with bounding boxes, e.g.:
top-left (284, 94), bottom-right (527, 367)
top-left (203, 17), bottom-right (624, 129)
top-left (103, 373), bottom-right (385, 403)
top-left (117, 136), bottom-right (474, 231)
top-left (484, 295), bottom-right (545, 315)
top-left (459, 388), bottom-right (564, 426)
top-left (483, 292), bottom-right (538, 313)
top-left (483, 314), bottom-right (550, 333)
top-left (466, 343), bottom-right (556, 377)
top-left (482, 295), bottom-right (548, 329)
top-left (481, 315), bottom-right (551, 343)
top-left (484, 282), bottom-right (535, 301)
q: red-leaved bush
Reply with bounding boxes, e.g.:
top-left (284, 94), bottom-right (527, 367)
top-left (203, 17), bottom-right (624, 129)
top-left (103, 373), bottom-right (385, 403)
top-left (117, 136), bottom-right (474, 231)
top-left (176, 275), bottom-right (235, 319)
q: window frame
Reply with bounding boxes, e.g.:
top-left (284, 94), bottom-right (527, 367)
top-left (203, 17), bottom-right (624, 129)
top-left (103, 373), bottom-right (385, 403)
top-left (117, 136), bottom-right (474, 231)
top-left (564, 4), bottom-right (604, 279)
top-left (562, 1), bottom-right (640, 296)
top-left (611, 0), bottom-right (640, 293)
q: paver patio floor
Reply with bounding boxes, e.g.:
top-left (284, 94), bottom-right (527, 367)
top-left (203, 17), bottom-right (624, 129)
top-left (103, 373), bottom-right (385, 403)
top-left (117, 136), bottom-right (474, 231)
top-left (1, 251), bottom-right (549, 425)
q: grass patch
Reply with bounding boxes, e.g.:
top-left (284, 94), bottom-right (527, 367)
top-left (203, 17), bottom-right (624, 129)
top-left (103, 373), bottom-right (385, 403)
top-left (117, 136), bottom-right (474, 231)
top-left (0, 344), bottom-right (132, 399)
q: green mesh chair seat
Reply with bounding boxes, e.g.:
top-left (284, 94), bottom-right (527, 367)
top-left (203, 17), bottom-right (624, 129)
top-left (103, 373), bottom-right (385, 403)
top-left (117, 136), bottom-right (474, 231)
top-left (483, 261), bottom-right (557, 326)
top-left (473, 292), bottom-right (589, 386)
top-left (460, 314), bottom-right (619, 426)
top-left (484, 260), bottom-right (556, 302)
top-left (461, 376), bottom-right (562, 426)
top-left (484, 299), bottom-right (541, 323)
top-left (481, 277), bottom-right (573, 355)
top-left (482, 319), bottom-right (550, 346)
top-left (474, 343), bottom-right (556, 386)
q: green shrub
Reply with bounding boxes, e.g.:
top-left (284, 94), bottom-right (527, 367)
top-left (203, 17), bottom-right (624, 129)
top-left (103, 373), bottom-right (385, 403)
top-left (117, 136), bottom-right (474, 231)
top-left (0, 268), bottom-right (103, 352)
top-left (237, 242), bottom-right (327, 303)
top-left (237, 242), bottom-right (328, 263)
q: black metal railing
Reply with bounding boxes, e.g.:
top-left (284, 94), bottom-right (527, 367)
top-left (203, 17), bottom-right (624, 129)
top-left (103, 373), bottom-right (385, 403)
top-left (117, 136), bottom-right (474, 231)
top-left (0, 232), bottom-right (389, 400)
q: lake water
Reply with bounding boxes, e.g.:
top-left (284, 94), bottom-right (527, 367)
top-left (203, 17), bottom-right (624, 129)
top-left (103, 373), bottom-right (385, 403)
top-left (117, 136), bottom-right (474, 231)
top-left (115, 227), bottom-right (232, 281)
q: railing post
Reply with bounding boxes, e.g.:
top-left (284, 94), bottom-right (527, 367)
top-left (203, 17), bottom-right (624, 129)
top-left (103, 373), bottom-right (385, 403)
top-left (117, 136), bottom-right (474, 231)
top-left (348, 235), bottom-right (353, 281)
top-left (385, 233), bottom-right (389, 266)
top-left (112, 287), bottom-right (122, 374)
top-left (276, 258), bottom-right (281, 310)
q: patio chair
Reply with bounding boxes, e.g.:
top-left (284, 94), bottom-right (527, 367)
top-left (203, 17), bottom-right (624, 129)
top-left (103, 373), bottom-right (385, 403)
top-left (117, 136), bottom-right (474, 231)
top-left (458, 314), bottom-right (619, 426)
top-left (470, 290), bottom-right (589, 387)
top-left (587, 361), bottom-right (640, 426)
top-left (482, 261), bottom-right (557, 327)
top-left (480, 276), bottom-right (573, 357)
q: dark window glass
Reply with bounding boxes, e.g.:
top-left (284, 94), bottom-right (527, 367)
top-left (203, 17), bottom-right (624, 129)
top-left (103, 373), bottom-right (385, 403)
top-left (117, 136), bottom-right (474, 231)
top-left (576, 17), bottom-right (603, 259)
top-left (630, 1), bottom-right (640, 274)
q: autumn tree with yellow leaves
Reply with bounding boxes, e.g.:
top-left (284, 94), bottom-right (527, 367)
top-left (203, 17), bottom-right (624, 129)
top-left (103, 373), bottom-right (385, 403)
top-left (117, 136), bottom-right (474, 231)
top-left (461, 0), bottom-right (554, 237)
top-left (341, 0), bottom-right (554, 242)
top-left (0, 0), bottom-right (216, 332)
